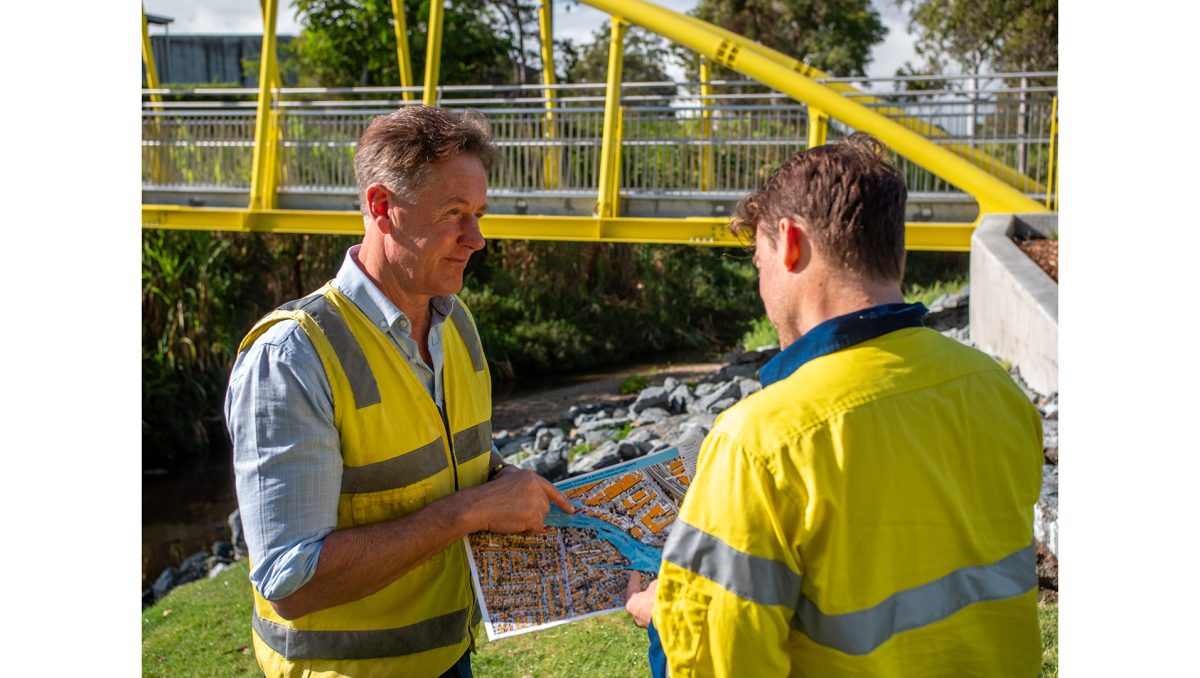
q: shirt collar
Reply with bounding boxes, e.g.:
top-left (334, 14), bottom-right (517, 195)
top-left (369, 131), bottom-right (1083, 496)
top-left (758, 302), bottom-right (928, 388)
top-left (333, 244), bottom-right (455, 335)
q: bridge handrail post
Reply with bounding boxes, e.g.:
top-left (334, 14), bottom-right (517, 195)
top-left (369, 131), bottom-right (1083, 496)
top-left (423, 1), bottom-right (446, 106)
top-left (1046, 95), bottom-right (1058, 211)
top-left (391, 0), bottom-right (416, 101)
top-left (807, 105), bottom-right (828, 149)
top-left (699, 57), bottom-right (714, 192)
top-left (578, 0), bottom-right (1046, 216)
top-left (596, 17), bottom-right (627, 222)
top-left (141, 5), bottom-right (166, 185)
top-left (248, 0), bottom-right (280, 210)
top-left (539, 0), bottom-right (561, 189)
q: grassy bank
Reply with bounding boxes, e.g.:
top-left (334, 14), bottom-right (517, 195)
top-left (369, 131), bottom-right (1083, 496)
top-left (143, 560), bottom-right (1058, 677)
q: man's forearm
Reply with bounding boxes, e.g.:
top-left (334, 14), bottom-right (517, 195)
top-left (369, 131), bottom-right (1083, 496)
top-left (269, 488), bottom-right (479, 620)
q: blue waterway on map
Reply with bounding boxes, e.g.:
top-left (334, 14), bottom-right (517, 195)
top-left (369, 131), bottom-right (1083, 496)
top-left (546, 508), bottom-right (663, 572)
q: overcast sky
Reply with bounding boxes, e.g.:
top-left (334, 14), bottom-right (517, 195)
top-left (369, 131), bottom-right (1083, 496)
top-left (143, 0), bottom-right (919, 80)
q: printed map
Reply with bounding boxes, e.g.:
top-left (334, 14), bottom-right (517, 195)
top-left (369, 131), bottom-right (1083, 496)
top-left (466, 448), bottom-right (692, 640)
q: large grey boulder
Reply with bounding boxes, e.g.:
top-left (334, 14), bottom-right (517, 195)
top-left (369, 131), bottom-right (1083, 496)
top-left (535, 427), bottom-right (565, 451)
top-left (617, 440), bottom-right (647, 461)
top-left (631, 386), bottom-right (670, 414)
top-left (519, 444), bottom-right (569, 482)
top-left (622, 426), bottom-right (658, 452)
top-left (635, 407), bottom-right (671, 424)
top-left (707, 397), bottom-right (738, 414)
top-left (577, 416), bottom-right (629, 434)
top-left (499, 435), bottom-right (535, 457)
top-left (568, 441), bottom-right (622, 475)
top-left (1034, 464), bottom-right (1058, 557)
top-left (693, 381), bottom-right (740, 414)
top-left (736, 377), bottom-right (762, 400)
top-left (667, 384), bottom-right (693, 414)
top-left (716, 362), bottom-right (759, 381)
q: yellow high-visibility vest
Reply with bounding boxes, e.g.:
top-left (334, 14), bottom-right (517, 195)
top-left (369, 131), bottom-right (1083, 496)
top-left (237, 283), bottom-right (492, 678)
top-left (654, 326), bottom-right (1044, 677)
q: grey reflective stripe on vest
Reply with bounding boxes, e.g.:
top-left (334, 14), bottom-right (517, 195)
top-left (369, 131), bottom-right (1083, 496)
top-left (448, 302), bottom-right (485, 372)
top-left (452, 420), bottom-right (492, 465)
top-left (790, 541), bottom-right (1037, 656)
top-left (665, 520), bottom-right (1037, 656)
top-left (662, 519), bottom-right (803, 608)
top-left (340, 439), bottom-right (449, 493)
top-left (280, 294), bottom-right (381, 409)
top-left (252, 607), bottom-right (468, 660)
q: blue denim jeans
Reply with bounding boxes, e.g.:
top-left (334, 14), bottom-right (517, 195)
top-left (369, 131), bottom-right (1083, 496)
top-left (438, 650), bottom-right (473, 678)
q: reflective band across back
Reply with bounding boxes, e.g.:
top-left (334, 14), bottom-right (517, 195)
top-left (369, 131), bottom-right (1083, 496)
top-left (253, 607), bottom-right (468, 660)
top-left (663, 520), bottom-right (803, 608)
top-left (449, 303), bottom-right (485, 372)
top-left (791, 542), bottom-right (1037, 656)
top-left (281, 294), bottom-right (381, 410)
top-left (452, 420), bottom-right (492, 465)
top-left (341, 439), bottom-right (448, 494)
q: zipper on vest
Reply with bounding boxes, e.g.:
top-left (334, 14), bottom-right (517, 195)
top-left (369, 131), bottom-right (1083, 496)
top-left (437, 403), bottom-right (459, 492)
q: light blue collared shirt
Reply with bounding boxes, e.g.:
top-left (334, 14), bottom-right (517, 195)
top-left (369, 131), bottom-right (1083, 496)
top-left (225, 245), bottom-right (456, 600)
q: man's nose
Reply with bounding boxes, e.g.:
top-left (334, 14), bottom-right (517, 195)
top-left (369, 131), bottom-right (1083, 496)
top-left (462, 216), bottom-right (486, 251)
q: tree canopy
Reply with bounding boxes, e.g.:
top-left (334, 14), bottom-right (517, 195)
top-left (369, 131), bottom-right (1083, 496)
top-left (897, 0), bottom-right (1058, 75)
top-left (690, 0), bottom-right (888, 78)
top-left (285, 0), bottom-right (516, 86)
top-left (562, 21), bottom-right (675, 85)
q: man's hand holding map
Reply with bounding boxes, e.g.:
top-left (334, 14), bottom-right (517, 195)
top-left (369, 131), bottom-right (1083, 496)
top-left (465, 442), bottom-right (699, 640)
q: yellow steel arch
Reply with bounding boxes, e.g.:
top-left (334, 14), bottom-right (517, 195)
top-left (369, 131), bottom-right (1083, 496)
top-left (576, 0), bottom-right (1047, 217)
top-left (658, 5), bottom-right (1045, 194)
top-left (142, 0), bottom-right (1051, 250)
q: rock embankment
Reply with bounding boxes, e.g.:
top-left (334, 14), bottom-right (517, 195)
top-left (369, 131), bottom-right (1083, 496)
top-left (144, 289), bottom-right (1059, 606)
top-left (492, 289), bottom-right (1060, 598)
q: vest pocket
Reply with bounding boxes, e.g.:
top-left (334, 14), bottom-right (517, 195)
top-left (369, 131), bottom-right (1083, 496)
top-left (350, 482), bottom-right (431, 526)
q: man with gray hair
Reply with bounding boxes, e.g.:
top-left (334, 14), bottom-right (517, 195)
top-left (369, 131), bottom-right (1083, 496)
top-left (226, 105), bottom-right (573, 678)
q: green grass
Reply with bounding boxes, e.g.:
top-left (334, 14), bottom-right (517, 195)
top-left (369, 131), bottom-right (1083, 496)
top-left (1040, 601), bottom-right (1058, 678)
top-left (142, 560), bottom-right (258, 677)
top-left (618, 374), bottom-right (651, 394)
top-left (143, 560), bottom-right (1059, 677)
top-left (474, 613), bottom-right (648, 676)
top-left (613, 422), bottom-right (635, 441)
top-left (568, 442), bottom-right (593, 461)
top-left (903, 276), bottom-right (968, 307)
top-left (740, 315), bottom-right (779, 350)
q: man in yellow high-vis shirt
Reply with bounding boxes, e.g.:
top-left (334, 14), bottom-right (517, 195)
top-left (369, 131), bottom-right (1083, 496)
top-left (626, 133), bottom-right (1044, 677)
top-left (226, 106), bottom-right (573, 678)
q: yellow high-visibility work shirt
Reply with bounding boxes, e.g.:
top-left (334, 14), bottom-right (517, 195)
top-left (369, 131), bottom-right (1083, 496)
top-left (653, 303), bottom-right (1044, 677)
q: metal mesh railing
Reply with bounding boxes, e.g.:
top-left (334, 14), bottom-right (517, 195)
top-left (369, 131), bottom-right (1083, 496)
top-left (142, 109), bottom-right (257, 189)
top-left (142, 72), bottom-right (1057, 202)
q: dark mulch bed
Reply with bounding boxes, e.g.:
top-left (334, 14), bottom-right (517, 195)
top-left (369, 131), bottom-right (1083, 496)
top-left (1016, 237), bottom-right (1058, 282)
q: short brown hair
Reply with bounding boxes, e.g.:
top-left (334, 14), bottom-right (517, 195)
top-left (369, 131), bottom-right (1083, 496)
top-left (730, 132), bottom-right (907, 281)
top-left (353, 105), bottom-right (498, 214)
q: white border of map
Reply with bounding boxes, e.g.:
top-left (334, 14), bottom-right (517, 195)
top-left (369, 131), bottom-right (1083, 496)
top-left (466, 448), bottom-right (689, 640)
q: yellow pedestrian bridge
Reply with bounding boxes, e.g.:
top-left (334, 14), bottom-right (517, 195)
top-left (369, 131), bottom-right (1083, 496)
top-left (141, 0), bottom-right (1057, 251)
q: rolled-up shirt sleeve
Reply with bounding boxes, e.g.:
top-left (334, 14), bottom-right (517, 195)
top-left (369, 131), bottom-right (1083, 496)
top-left (225, 320), bottom-right (342, 601)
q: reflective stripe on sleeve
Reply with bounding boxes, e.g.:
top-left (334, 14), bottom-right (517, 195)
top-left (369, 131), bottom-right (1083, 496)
top-left (790, 541), bottom-right (1038, 656)
top-left (662, 519), bottom-right (803, 608)
top-left (452, 420), bottom-right (492, 465)
top-left (449, 302), bottom-right (485, 372)
top-left (340, 439), bottom-right (448, 493)
top-left (252, 607), bottom-right (468, 660)
top-left (280, 294), bottom-right (382, 410)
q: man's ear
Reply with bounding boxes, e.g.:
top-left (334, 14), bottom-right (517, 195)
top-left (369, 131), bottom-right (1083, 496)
top-left (780, 217), bottom-right (804, 271)
top-left (364, 184), bottom-right (392, 232)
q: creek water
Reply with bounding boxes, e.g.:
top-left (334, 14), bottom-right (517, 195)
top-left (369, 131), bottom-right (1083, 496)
top-left (140, 352), bottom-right (712, 588)
top-left (139, 373), bottom-right (615, 588)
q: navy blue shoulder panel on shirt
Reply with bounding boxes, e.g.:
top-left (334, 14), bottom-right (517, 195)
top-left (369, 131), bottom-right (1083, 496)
top-left (758, 302), bottom-right (928, 388)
